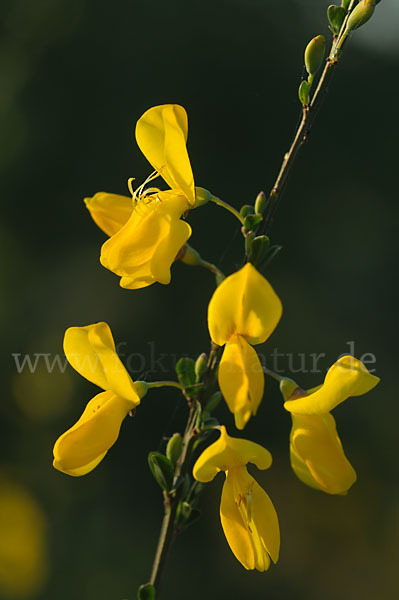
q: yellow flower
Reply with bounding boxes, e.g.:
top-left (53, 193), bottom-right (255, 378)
top-left (53, 322), bottom-right (141, 476)
top-left (85, 104), bottom-right (197, 289)
top-left (283, 355), bottom-right (380, 494)
top-left (208, 263), bottom-right (282, 428)
top-left (193, 426), bottom-right (279, 571)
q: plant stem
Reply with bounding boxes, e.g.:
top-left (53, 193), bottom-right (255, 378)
top-left (147, 343), bottom-right (222, 595)
top-left (211, 196), bottom-right (245, 225)
top-left (262, 0), bottom-right (357, 233)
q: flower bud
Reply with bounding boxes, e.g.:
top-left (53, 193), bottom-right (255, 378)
top-left (138, 584), bottom-right (155, 600)
top-left (304, 35), bottom-right (326, 77)
top-left (254, 191), bottom-right (267, 215)
top-left (194, 353), bottom-right (208, 380)
top-left (248, 235), bottom-right (270, 267)
top-left (176, 357), bottom-right (196, 387)
top-left (346, 0), bottom-right (375, 31)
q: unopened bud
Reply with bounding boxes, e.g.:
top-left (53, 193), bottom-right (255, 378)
top-left (254, 191), bottom-right (267, 215)
top-left (240, 204), bottom-right (254, 218)
top-left (304, 35), bottom-right (326, 77)
top-left (248, 235), bottom-right (270, 267)
top-left (346, 0), bottom-right (375, 32)
top-left (195, 353), bottom-right (208, 380)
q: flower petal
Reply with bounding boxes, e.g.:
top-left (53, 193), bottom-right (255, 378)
top-left (208, 263), bottom-right (282, 346)
top-left (84, 192), bottom-right (134, 237)
top-left (284, 355), bottom-right (379, 415)
top-left (218, 336), bottom-right (264, 429)
top-left (289, 412), bottom-right (357, 494)
top-left (220, 467), bottom-right (279, 571)
top-left (220, 469), bottom-right (256, 570)
top-left (135, 104), bottom-right (195, 205)
top-left (53, 390), bottom-right (132, 476)
top-left (63, 322), bottom-right (139, 404)
top-left (193, 426), bottom-right (272, 483)
top-left (150, 218), bottom-right (192, 285)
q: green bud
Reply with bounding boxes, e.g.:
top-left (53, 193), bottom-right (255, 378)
top-left (341, 0), bottom-right (350, 10)
top-left (346, 0), bottom-right (376, 31)
top-left (240, 204), bottom-right (253, 218)
top-left (175, 357), bottom-right (196, 387)
top-left (304, 35), bottom-right (326, 77)
top-left (298, 80), bottom-right (311, 107)
top-left (328, 5), bottom-right (347, 34)
top-left (138, 583), bottom-right (156, 600)
top-left (133, 380), bottom-right (149, 399)
top-left (245, 230), bottom-right (255, 255)
top-left (194, 352), bottom-right (207, 381)
top-left (148, 452), bottom-right (174, 492)
top-left (166, 433), bottom-right (183, 467)
top-left (204, 391), bottom-right (222, 413)
top-left (243, 213), bottom-right (263, 232)
top-left (254, 191), bottom-right (267, 215)
top-left (248, 235), bottom-right (271, 267)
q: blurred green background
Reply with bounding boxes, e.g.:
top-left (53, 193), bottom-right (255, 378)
top-left (1, 0), bottom-right (398, 598)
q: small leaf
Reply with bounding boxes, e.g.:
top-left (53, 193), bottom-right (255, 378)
top-left (166, 433), bottom-right (183, 467)
top-left (175, 357), bottom-right (196, 387)
top-left (240, 204), bottom-right (253, 218)
top-left (328, 5), bottom-right (347, 34)
top-left (148, 452), bottom-right (174, 492)
top-left (298, 80), bottom-right (311, 106)
top-left (204, 391), bottom-right (222, 413)
top-left (341, 0), bottom-right (350, 10)
top-left (244, 213), bottom-right (263, 232)
top-left (248, 235), bottom-right (271, 267)
top-left (138, 583), bottom-right (156, 600)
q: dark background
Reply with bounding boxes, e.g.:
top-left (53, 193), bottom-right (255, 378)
top-left (1, 1), bottom-right (398, 599)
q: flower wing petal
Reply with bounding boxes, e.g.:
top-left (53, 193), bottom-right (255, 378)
top-left (84, 193), bottom-right (134, 236)
top-left (289, 412), bottom-right (357, 494)
top-left (219, 336), bottom-right (264, 429)
top-left (53, 391), bottom-right (132, 476)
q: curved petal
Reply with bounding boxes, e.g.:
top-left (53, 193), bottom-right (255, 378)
top-left (53, 391), bottom-right (132, 476)
top-left (219, 336), bottom-right (264, 429)
top-left (135, 104), bottom-right (195, 205)
top-left (208, 263), bottom-right (282, 346)
top-left (193, 426), bottom-right (272, 483)
top-left (63, 322), bottom-right (139, 404)
top-left (150, 218), bottom-right (192, 284)
top-left (220, 469), bottom-right (256, 570)
top-left (220, 467), bottom-right (279, 571)
top-left (84, 192), bottom-right (134, 237)
top-left (100, 199), bottom-right (169, 277)
top-left (289, 412), bottom-right (357, 494)
top-left (284, 355), bottom-right (380, 415)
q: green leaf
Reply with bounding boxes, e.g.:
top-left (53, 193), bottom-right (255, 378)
top-left (175, 357), bottom-right (196, 387)
top-left (148, 452), bottom-right (174, 492)
top-left (166, 433), bottom-right (183, 467)
top-left (328, 5), bottom-right (347, 34)
top-left (138, 583), bottom-right (156, 600)
top-left (244, 213), bottom-right (263, 232)
top-left (248, 235), bottom-right (271, 267)
top-left (240, 204), bottom-right (253, 218)
top-left (298, 80), bottom-right (311, 106)
top-left (204, 391), bottom-right (222, 413)
top-left (341, 0), bottom-right (350, 10)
